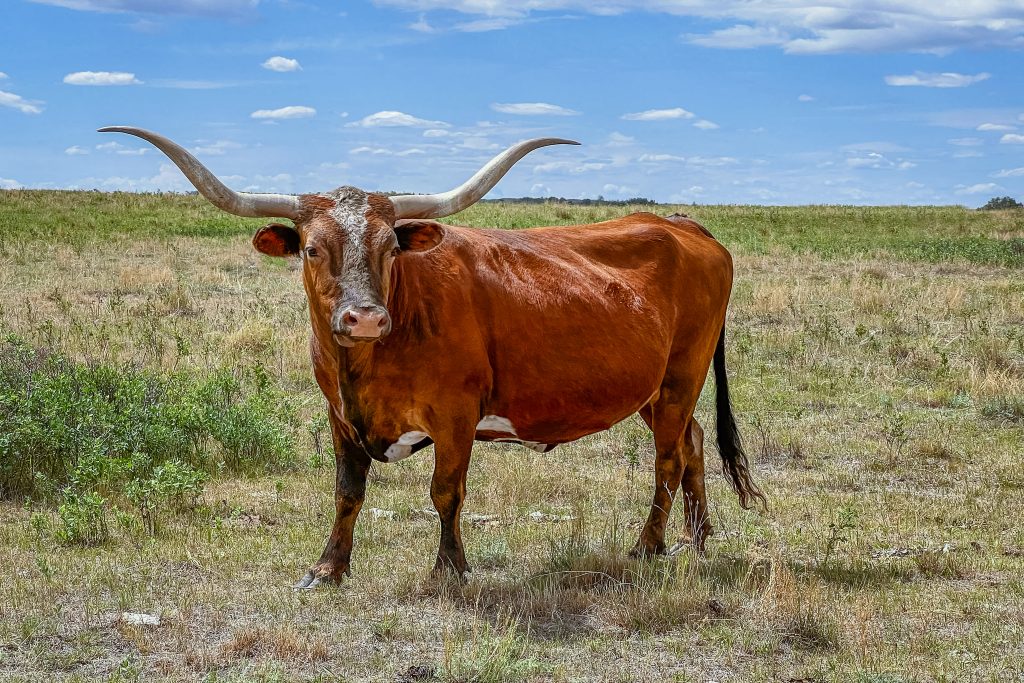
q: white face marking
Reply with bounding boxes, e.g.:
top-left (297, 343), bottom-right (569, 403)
top-left (475, 415), bottom-right (551, 453)
top-left (321, 186), bottom-right (376, 302)
top-left (384, 430), bottom-right (430, 462)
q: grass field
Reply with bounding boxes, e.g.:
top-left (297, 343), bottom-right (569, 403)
top-left (0, 190), bottom-right (1022, 682)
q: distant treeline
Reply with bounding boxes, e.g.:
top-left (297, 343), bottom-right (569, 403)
top-left (480, 196), bottom-right (660, 207)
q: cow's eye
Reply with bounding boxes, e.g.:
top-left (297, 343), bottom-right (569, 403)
top-left (304, 246), bottom-right (319, 258)
top-left (390, 246), bottom-right (401, 257)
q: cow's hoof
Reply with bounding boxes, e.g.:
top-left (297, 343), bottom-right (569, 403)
top-left (668, 540), bottom-right (707, 556)
top-left (293, 570), bottom-right (342, 590)
top-left (629, 542), bottom-right (667, 559)
top-left (431, 562), bottom-right (470, 583)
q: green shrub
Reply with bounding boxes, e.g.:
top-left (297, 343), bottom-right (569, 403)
top-left (0, 336), bottom-right (300, 542)
top-left (55, 490), bottom-right (108, 546)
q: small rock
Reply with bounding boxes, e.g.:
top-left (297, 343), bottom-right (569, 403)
top-left (526, 511), bottom-right (575, 523)
top-left (466, 513), bottom-right (500, 527)
top-left (121, 612), bottom-right (160, 626)
top-left (369, 508), bottom-right (397, 520)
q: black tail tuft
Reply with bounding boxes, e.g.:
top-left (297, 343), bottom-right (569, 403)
top-left (713, 324), bottom-right (768, 512)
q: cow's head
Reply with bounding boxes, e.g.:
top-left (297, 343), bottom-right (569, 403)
top-left (99, 126), bottom-right (577, 347)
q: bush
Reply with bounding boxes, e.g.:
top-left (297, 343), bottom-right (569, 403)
top-left (979, 196), bottom-right (1023, 211)
top-left (0, 337), bottom-right (300, 541)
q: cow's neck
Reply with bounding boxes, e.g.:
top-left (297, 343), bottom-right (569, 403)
top-left (315, 262), bottom-right (406, 442)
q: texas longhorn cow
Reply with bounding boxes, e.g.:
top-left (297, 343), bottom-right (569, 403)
top-left (100, 126), bottom-right (766, 587)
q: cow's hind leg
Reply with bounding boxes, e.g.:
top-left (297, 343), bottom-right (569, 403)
top-left (671, 419), bottom-right (713, 553)
top-left (631, 398), bottom-right (690, 557)
top-left (295, 410), bottom-right (370, 589)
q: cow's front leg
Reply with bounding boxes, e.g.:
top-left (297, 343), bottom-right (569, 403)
top-left (430, 427), bottom-right (475, 579)
top-left (295, 412), bottom-right (370, 589)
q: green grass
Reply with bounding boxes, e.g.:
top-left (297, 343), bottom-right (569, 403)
top-left (3, 190), bottom-right (1023, 265)
top-left (0, 190), bottom-right (1021, 682)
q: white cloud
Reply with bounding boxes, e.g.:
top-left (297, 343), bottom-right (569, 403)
top-left (687, 156), bottom-right (738, 167)
top-left (347, 110), bottom-right (449, 128)
top-left (63, 71), bottom-right (142, 86)
top-left (350, 146), bottom-right (426, 156)
top-left (977, 122), bottom-right (1015, 131)
top-left (262, 56), bottom-right (301, 72)
top-left (0, 178), bottom-right (22, 189)
top-left (190, 140), bottom-right (243, 156)
top-left (638, 153), bottom-right (685, 163)
top-left (954, 182), bottom-right (1001, 195)
top-left (622, 107), bottom-right (694, 121)
top-left (607, 132), bottom-right (634, 146)
top-left (409, 15), bottom-right (435, 32)
top-left (994, 167), bottom-right (1024, 178)
top-left (1001, 134), bottom-right (1024, 144)
top-left (533, 161), bottom-right (606, 174)
top-left (530, 183), bottom-right (551, 196)
top-left (251, 105), bottom-right (316, 120)
top-left (453, 17), bottom-right (523, 31)
top-left (602, 183), bottom-right (638, 196)
top-left (686, 24), bottom-right (789, 49)
top-left (693, 119), bottom-right (719, 130)
top-left (0, 72), bottom-right (7, 80)
top-left (669, 185), bottom-right (706, 202)
top-left (95, 141), bottom-right (148, 155)
top-left (30, 0), bottom-right (258, 18)
top-left (423, 129), bottom-right (449, 137)
top-left (458, 136), bottom-right (500, 150)
top-left (884, 71), bottom-right (990, 88)
top-left (845, 151), bottom-right (915, 170)
top-left (0, 89), bottom-right (44, 114)
top-left (376, 1), bottom-right (1024, 54)
top-left (490, 102), bottom-right (580, 116)
top-left (798, 94), bottom-right (815, 102)
top-left (77, 163), bottom-right (191, 192)
top-left (65, 145), bottom-right (90, 155)
top-left (948, 137), bottom-right (983, 146)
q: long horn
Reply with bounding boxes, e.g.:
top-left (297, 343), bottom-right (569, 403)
top-left (97, 126), bottom-right (301, 220)
top-left (389, 137), bottom-right (580, 219)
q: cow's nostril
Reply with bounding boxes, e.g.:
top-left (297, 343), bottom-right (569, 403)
top-left (342, 311), bottom-right (359, 326)
top-left (377, 316), bottom-right (387, 329)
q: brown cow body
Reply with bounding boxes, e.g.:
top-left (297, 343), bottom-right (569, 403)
top-left (314, 213), bottom-right (729, 454)
top-left (96, 127), bottom-right (765, 588)
top-left (301, 208), bottom-right (738, 584)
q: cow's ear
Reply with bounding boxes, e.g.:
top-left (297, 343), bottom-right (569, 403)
top-left (253, 223), bottom-right (300, 257)
top-left (394, 220), bottom-right (444, 253)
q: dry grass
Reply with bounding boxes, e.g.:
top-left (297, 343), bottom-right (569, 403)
top-left (0, 193), bottom-right (1022, 682)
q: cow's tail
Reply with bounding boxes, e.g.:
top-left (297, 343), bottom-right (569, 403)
top-left (713, 323), bottom-right (768, 511)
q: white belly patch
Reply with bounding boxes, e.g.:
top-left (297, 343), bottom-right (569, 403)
top-left (384, 431), bottom-right (430, 462)
top-left (475, 415), bottom-right (551, 453)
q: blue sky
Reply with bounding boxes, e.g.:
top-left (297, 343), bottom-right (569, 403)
top-left (2, 0), bottom-right (1023, 205)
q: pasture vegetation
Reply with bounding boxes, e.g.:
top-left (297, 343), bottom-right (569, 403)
top-left (0, 189), bottom-right (1022, 682)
